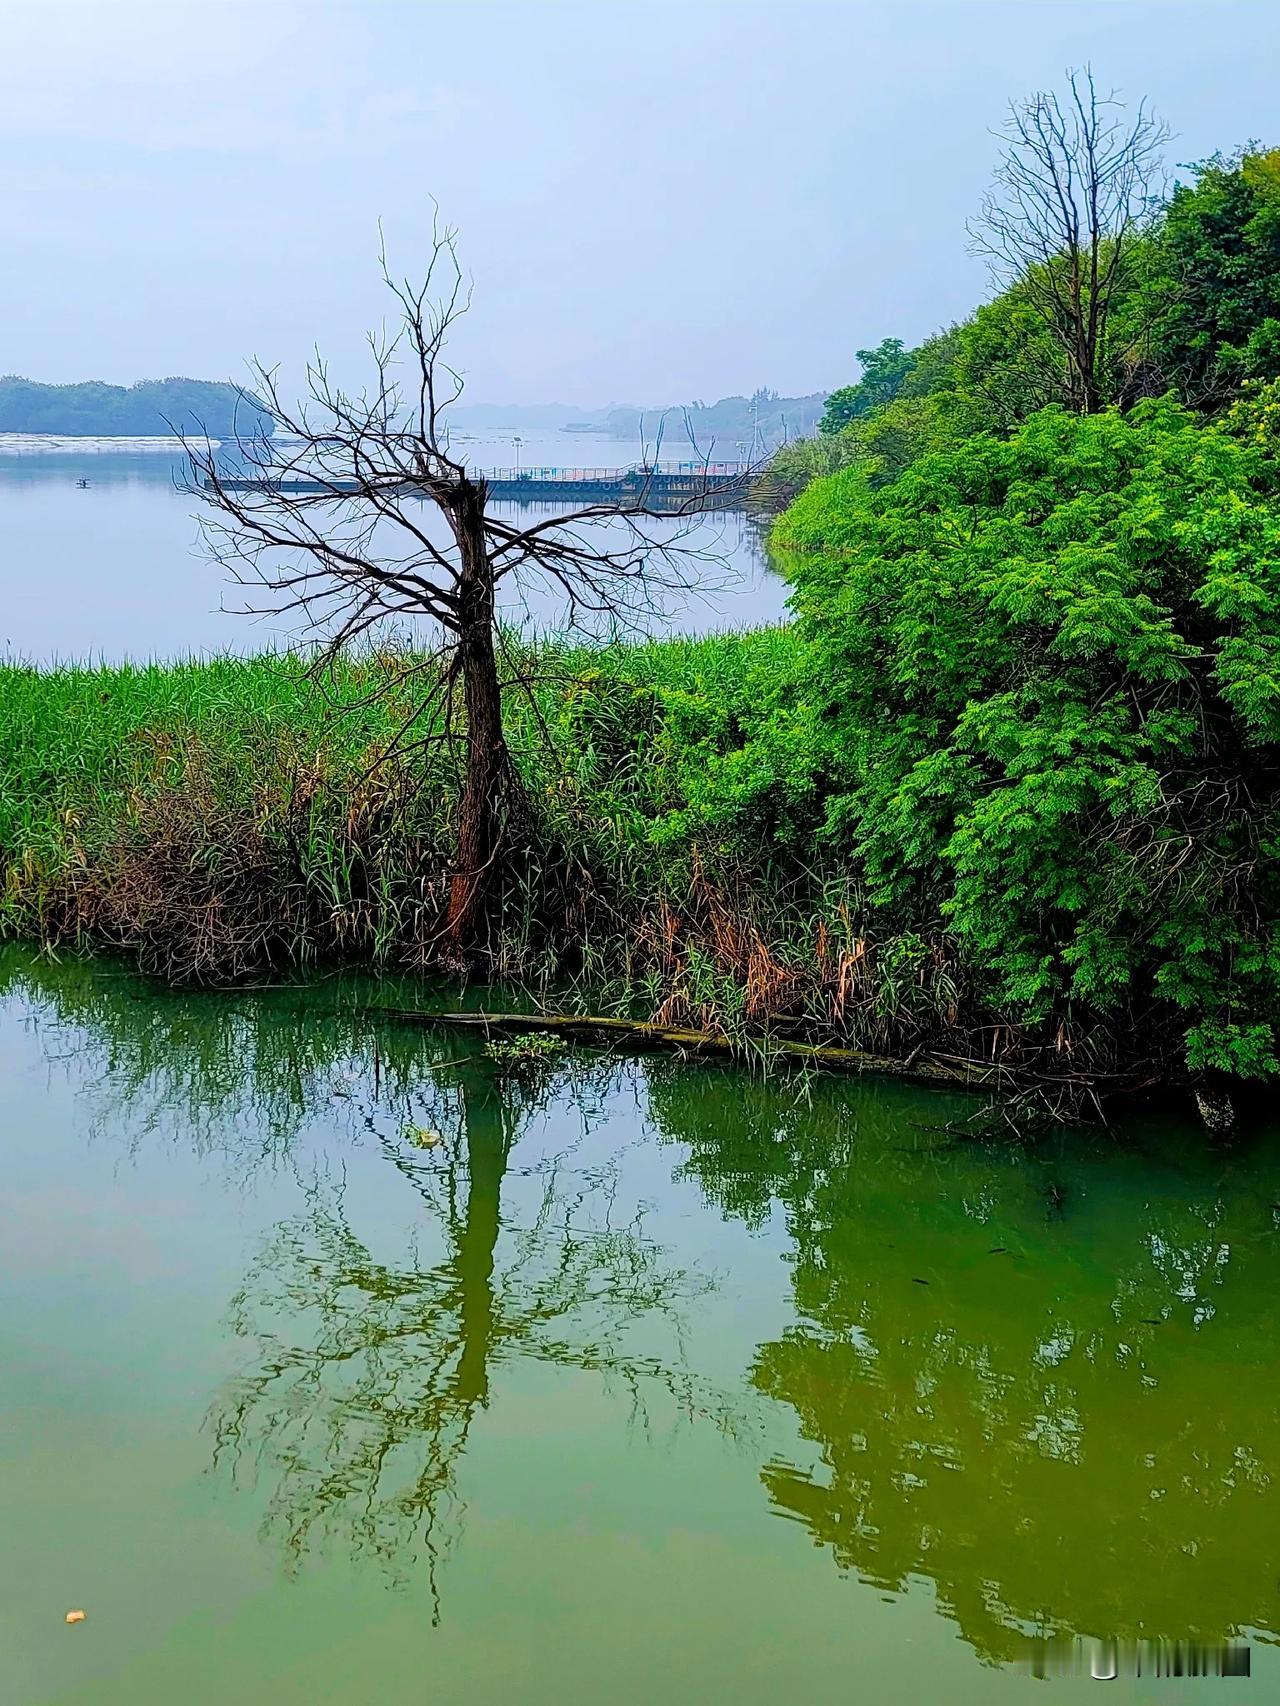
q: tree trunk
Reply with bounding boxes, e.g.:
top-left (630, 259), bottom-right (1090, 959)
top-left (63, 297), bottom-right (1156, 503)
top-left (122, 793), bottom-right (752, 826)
top-left (453, 1076), bottom-right (508, 1404)
top-left (442, 482), bottom-right (513, 968)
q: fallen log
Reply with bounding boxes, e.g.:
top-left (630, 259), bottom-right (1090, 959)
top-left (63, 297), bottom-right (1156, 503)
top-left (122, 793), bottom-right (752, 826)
top-left (376, 1008), bottom-right (1018, 1091)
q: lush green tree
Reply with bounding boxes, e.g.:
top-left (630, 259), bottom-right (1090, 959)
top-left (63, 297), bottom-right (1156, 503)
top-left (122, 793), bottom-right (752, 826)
top-left (819, 337), bottom-right (915, 434)
top-left (896, 325), bottom-right (964, 398)
top-left (951, 286), bottom-right (1080, 427)
top-left (760, 402), bottom-right (1280, 1080)
top-left (1145, 148), bottom-right (1280, 405)
top-left (765, 331), bottom-right (989, 502)
top-left (854, 389), bottom-right (993, 484)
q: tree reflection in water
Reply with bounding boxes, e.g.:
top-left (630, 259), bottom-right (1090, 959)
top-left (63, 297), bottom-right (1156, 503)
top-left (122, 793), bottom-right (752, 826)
top-left (643, 1064), bottom-right (1280, 1665)
top-left (1, 955), bottom-right (751, 1620)
top-left (209, 1061), bottom-right (747, 1616)
top-left (5, 949), bottom-right (1278, 1662)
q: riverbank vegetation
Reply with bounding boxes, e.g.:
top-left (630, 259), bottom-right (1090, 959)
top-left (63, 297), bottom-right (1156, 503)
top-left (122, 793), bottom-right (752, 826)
top-left (7, 73), bottom-right (1280, 1112)
top-left (0, 638), bottom-right (989, 1065)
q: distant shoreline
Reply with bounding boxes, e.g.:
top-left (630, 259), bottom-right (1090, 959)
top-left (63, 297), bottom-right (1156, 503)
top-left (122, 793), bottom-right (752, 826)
top-left (0, 377), bottom-right (274, 441)
top-left (0, 433), bottom-right (219, 453)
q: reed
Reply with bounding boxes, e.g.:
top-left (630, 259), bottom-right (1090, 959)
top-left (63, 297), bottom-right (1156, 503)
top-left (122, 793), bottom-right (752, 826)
top-left (0, 636), bottom-right (1008, 1075)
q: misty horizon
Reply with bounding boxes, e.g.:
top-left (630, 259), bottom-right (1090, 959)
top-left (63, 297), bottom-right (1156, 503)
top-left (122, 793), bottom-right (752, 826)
top-left (5, 1), bottom-right (1280, 407)
top-left (0, 379), bottom-right (824, 414)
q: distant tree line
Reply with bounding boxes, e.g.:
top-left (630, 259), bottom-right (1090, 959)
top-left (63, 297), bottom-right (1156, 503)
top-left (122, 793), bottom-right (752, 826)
top-left (605, 388), bottom-right (826, 453)
top-left (0, 376), bottom-right (275, 437)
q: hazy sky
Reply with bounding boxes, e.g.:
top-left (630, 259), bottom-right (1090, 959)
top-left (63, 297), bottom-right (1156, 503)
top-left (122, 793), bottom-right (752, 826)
top-left (3, 0), bottom-right (1279, 406)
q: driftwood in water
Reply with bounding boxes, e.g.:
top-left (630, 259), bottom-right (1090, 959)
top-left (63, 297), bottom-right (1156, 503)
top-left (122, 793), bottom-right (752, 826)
top-left (379, 1008), bottom-right (1018, 1090)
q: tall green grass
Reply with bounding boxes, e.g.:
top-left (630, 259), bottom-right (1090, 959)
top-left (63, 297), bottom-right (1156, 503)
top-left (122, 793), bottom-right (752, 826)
top-left (0, 632), bottom-right (974, 1063)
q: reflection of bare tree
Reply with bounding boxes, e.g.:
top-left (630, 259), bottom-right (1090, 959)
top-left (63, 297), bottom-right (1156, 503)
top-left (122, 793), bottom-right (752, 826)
top-left (17, 948), bottom-right (1274, 1663)
top-left (209, 1065), bottom-right (749, 1617)
top-left (3, 952), bottom-right (754, 1618)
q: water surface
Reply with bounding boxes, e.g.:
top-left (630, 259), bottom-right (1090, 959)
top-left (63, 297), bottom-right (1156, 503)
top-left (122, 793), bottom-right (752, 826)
top-left (0, 430), bottom-right (782, 663)
top-left (0, 948), bottom-right (1276, 1703)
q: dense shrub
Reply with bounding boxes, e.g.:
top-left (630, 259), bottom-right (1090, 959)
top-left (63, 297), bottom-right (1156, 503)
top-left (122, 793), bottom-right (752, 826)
top-left (758, 402), bottom-right (1280, 1077)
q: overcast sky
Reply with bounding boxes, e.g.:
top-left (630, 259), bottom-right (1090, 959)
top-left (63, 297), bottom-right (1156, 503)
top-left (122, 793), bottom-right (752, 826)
top-left (2, 0), bottom-right (1278, 406)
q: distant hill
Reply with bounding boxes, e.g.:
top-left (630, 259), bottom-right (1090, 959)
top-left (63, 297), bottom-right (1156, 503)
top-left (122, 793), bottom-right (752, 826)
top-left (604, 390), bottom-right (827, 453)
top-left (0, 377), bottom-right (275, 438)
top-left (449, 402), bottom-right (619, 430)
top-left (449, 390), bottom-right (827, 453)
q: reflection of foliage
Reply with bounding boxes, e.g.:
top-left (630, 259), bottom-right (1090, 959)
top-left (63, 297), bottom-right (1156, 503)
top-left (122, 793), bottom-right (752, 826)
top-left (8, 949), bottom-right (1279, 1662)
top-left (1, 953), bottom-right (577, 1165)
top-left (644, 1060), bottom-right (1280, 1664)
top-left (0, 954), bottom-right (410, 1161)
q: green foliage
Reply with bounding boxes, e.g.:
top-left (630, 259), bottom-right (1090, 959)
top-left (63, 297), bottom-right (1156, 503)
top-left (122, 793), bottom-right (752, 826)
top-left (0, 376), bottom-right (274, 437)
top-left (855, 391), bottom-right (991, 483)
top-left (761, 427), bottom-right (869, 505)
top-left (484, 1032), bottom-right (566, 1063)
top-left (820, 338), bottom-right (915, 434)
top-left (766, 382), bottom-right (989, 506)
top-left (1225, 375), bottom-right (1280, 449)
top-left (950, 286), bottom-right (1070, 425)
top-left (897, 326), bottom-right (965, 399)
top-left (484, 1033), bottom-right (568, 1073)
top-left (765, 402), bottom-right (1280, 1077)
top-left (1146, 148), bottom-right (1280, 405)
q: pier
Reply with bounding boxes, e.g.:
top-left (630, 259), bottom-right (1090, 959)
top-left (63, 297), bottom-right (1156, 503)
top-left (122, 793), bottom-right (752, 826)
top-left (211, 461), bottom-right (753, 507)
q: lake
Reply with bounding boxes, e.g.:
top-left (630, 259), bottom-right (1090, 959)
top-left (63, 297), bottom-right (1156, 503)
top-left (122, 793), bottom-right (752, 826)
top-left (1, 945), bottom-right (1276, 1703)
top-left (0, 430), bottom-right (783, 664)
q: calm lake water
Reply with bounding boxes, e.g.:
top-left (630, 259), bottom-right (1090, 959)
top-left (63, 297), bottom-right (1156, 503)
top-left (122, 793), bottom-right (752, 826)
top-left (0, 430), bottom-right (782, 664)
top-left (1, 945), bottom-right (1276, 1703)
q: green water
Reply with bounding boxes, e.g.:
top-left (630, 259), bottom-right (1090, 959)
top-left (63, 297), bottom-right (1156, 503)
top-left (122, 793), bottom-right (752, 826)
top-left (0, 948), bottom-right (1276, 1703)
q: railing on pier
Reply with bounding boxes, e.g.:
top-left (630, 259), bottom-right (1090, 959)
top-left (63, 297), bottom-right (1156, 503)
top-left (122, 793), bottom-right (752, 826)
top-left (481, 461), bottom-right (747, 483)
top-left (208, 461), bottom-right (754, 504)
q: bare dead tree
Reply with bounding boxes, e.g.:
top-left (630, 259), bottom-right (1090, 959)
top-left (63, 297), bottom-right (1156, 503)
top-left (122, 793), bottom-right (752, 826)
top-left (186, 222), bottom-right (750, 968)
top-left (969, 67), bottom-right (1170, 414)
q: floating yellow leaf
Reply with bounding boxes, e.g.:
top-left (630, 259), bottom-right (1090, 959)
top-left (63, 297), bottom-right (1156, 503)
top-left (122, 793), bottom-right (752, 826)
top-left (403, 1126), bottom-right (442, 1149)
top-left (65, 1610), bottom-right (86, 1625)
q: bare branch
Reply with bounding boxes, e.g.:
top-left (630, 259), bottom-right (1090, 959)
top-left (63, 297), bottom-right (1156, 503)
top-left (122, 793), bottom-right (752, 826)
top-left (188, 225), bottom-right (751, 967)
top-left (968, 66), bottom-right (1170, 412)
